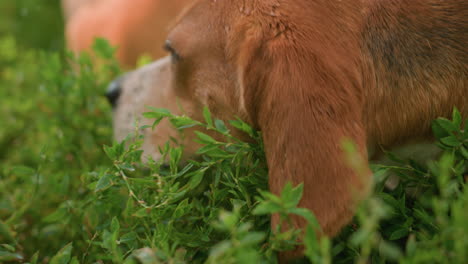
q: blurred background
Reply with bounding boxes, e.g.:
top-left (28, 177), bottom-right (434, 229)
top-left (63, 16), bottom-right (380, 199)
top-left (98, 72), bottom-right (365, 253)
top-left (0, 0), bottom-right (64, 51)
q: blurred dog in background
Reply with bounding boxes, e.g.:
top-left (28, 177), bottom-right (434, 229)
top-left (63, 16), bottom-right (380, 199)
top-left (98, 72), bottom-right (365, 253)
top-left (62, 0), bottom-right (192, 67)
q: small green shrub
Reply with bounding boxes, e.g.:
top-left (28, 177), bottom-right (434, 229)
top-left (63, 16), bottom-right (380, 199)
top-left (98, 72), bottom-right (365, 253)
top-left (0, 36), bottom-right (466, 263)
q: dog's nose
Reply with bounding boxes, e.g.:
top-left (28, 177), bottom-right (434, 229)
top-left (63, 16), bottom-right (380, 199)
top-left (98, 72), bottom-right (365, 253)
top-left (106, 78), bottom-right (122, 107)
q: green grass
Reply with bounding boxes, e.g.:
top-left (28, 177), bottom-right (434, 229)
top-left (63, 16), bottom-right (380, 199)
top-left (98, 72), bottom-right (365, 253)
top-left (0, 31), bottom-right (467, 264)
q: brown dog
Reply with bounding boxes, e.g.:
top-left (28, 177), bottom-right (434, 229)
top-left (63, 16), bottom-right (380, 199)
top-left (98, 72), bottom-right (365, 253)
top-left (110, 0), bottom-right (467, 258)
top-left (63, 0), bottom-right (192, 67)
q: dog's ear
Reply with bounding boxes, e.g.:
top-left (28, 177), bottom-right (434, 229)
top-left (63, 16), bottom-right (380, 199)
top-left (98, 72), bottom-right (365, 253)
top-left (231, 18), bottom-right (372, 237)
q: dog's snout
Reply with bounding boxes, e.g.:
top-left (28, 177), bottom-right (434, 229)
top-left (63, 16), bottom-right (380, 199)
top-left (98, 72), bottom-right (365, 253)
top-left (106, 78), bottom-right (123, 107)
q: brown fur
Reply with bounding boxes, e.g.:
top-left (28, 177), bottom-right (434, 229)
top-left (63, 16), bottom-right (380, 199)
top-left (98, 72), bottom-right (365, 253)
top-left (63, 0), bottom-right (192, 67)
top-left (112, 0), bottom-right (467, 260)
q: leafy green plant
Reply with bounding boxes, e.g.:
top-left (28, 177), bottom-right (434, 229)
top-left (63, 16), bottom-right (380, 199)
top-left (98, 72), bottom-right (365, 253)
top-left (0, 36), bottom-right (119, 262)
top-left (0, 34), bottom-right (466, 264)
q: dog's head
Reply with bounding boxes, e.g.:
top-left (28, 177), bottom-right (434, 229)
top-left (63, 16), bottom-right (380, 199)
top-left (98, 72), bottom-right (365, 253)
top-left (109, 0), bottom-right (370, 239)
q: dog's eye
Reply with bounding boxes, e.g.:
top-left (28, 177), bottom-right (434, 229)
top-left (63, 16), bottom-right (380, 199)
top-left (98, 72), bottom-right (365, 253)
top-left (164, 40), bottom-right (180, 61)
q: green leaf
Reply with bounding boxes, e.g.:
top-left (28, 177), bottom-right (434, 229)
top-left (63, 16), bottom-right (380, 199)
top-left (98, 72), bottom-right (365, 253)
top-left (379, 193), bottom-right (401, 212)
top-left (11, 166), bottom-right (35, 177)
top-left (120, 232), bottom-right (138, 244)
top-left (289, 208), bottom-right (320, 228)
top-left (1, 244), bottom-right (15, 252)
top-left (204, 148), bottom-right (232, 158)
top-left (103, 144), bottom-right (117, 160)
top-left (0, 251), bottom-right (23, 262)
top-left (214, 119), bottom-right (229, 134)
top-left (229, 119), bottom-right (255, 137)
top-left (173, 199), bottom-right (189, 218)
top-left (304, 225), bottom-right (320, 261)
top-left (188, 170), bottom-right (205, 189)
top-left (389, 228), bottom-right (409, 240)
top-left (350, 229), bottom-right (370, 246)
top-left (432, 121), bottom-right (449, 139)
top-left (133, 208), bottom-right (150, 218)
top-left (142, 112), bottom-right (161, 119)
top-left (95, 173), bottom-right (113, 192)
top-left (378, 240), bottom-right (403, 261)
top-left (460, 147), bottom-right (468, 159)
top-left (195, 131), bottom-right (218, 144)
top-left (111, 217), bottom-right (120, 234)
top-left (440, 136), bottom-right (461, 147)
top-left (406, 235), bottom-right (417, 255)
top-left (257, 190), bottom-right (283, 204)
top-left (49, 243), bottom-right (73, 264)
top-left (208, 241), bottom-right (231, 261)
top-left (281, 182), bottom-right (304, 208)
top-left (150, 116), bottom-right (166, 128)
top-left (219, 210), bottom-right (238, 230)
top-left (119, 163), bottom-right (135, 172)
top-left (44, 208), bottom-right (67, 223)
top-left (169, 147), bottom-right (183, 166)
top-left (144, 107), bottom-right (171, 116)
top-left (92, 38), bottom-right (117, 59)
top-left (30, 252), bottom-right (39, 264)
top-left (203, 106), bottom-right (213, 127)
top-left (196, 144), bottom-right (220, 155)
top-left (168, 189), bottom-right (188, 204)
top-left (70, 257), bottom-right (80, 264)
top-left (252, 201), bottom-right (282, 215)
top-left (0, 220), bottom-right (15, 244)
top-left (434, 118), bottom-right (459, 134)
top-left (169, 116), bottom-right (201, 130)
top-left (452, 107), bottom-right (462, 127)
top-left (240, 232), bottom-right (265, 246)
top-left (132, 248), bottom-right (160, 264)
